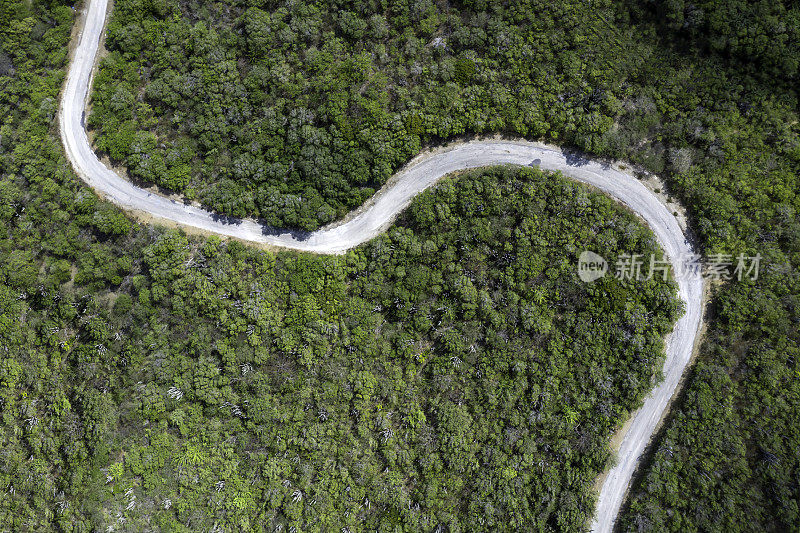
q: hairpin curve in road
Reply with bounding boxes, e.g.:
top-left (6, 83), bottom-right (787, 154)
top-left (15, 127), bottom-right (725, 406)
top-left (59, 0), bottom-right (705, 530)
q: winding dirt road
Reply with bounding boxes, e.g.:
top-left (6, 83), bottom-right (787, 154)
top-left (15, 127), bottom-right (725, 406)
top-left (59, 0), bottom-right (704, 530)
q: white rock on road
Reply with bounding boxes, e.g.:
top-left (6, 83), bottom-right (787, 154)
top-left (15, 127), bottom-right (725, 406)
top-left (59, 0), bottom-right (705, 529)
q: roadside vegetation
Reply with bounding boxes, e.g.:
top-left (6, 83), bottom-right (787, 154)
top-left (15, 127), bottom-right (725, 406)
top-left (615, 2), bottom-right (800, 531)
top-left (89, 0), bottom-right (636, 229)
top-left (1, 1), bottom-right (682, 530)
top-left (2, 0), bottom-right (800, 531)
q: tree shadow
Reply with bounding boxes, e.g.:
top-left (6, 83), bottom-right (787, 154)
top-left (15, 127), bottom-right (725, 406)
top-left (210, 212), bottom-right (243, 226)
top-left (564, 149), bottom-right (592, 167)
top-left (260, 223), bottom-right (312, 241)
top-left (205, 212), bottom-right (312, 241)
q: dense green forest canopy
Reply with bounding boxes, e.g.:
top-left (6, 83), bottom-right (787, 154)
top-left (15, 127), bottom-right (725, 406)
top-left (3, 0), bottom-right (800, 531)
top-left (631, 0), bottom-right (800, 79)
top-left (0, 12), bottom-right (682, 525)
top-left (89, 0), bottom-right (638, 229)
top-left (3, 2), bottom-right (682, 530)
top-left (20, 167), bottom-right (685, 531)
